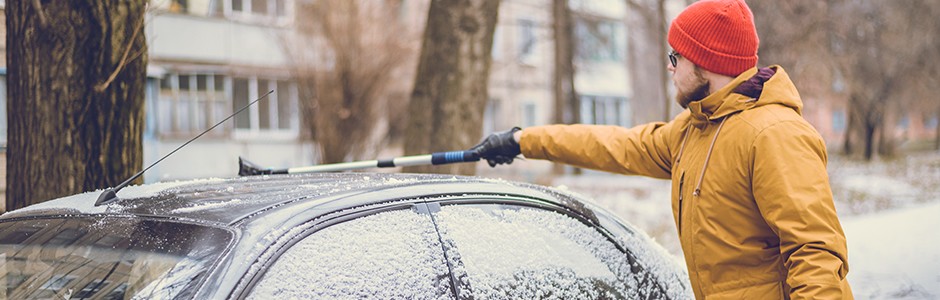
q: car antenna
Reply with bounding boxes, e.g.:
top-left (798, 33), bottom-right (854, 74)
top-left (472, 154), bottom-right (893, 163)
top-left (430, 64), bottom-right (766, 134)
top-left (94, 90), bottom-right (275, 206)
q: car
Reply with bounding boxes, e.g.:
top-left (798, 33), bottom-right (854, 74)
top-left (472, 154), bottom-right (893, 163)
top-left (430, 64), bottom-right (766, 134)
top-left (0, 173), bottom-right (692, 299)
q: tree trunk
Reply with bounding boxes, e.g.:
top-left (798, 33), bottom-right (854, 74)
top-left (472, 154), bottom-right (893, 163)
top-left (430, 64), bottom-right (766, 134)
top-left (6, 0), bottom-right (148, 210)
top-left (877, 111), bottom-right (895, 158)
top-left (863, 123), bottom-right (875, 161)
top-left (625, 0), bottom-right (671, 124)
top-left (552, 0), bottom-right (578, 175)
top-left (403, 0), bottom-right (500, 175)
top-left (657, 0), bottom-right (671, 120)
top-left (842, 106), bottom-right (854, 156)
top-left (935, 108), bottom-right (940, 151)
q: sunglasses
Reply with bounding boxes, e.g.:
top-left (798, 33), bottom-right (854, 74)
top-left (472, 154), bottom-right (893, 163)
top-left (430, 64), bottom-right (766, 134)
top-left (669, 50), bottom-right (681, 67)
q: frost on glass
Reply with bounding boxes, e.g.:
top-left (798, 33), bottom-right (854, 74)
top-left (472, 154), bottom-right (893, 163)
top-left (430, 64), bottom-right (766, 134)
top-left (435, 205), bottom-right (668, 300)
top-left (0, 217), bottom-right (230, 299)
top-left (246, 209), bottom-right (454, 300)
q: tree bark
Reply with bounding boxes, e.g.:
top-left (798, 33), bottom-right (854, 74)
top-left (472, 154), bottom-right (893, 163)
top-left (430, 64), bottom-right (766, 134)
top-left (403, 0), bottom-right (500, 175)
top-left (552, 0), bottom-right (578, 175)
top-left (6, 0), bottom-right (148, 210)
top-left (863, 123), bottom-right (875, 161)
top-left (842, 106), bottom-right (854, 156)
top-left (935, 107), bottom-right (940, 151)
top-left (657, 0), bottom-right (671, 120)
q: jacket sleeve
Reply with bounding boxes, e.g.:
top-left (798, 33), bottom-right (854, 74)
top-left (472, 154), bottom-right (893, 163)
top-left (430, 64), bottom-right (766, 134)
top-left (518, 121), bottom-right (681, 179)
top-left (750, 121), bottom-right (851, 300)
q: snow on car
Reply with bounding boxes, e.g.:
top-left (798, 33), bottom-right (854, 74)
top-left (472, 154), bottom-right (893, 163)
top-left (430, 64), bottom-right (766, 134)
top-left (0, 173), bottom-right (692, 299)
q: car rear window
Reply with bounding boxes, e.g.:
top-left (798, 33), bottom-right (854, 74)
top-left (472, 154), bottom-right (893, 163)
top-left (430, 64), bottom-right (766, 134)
top-left (0, 216), bottom-right (232, 299)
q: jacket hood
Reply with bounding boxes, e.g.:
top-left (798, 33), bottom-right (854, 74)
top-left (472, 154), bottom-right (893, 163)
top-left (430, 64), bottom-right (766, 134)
top-left (687, 65), bottom-right (802, 128)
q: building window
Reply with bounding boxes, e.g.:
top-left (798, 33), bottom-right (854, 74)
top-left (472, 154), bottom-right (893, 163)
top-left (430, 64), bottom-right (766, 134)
top-left (522, 102), bottom-right (538, 128)
top-left (491, 25), bottom-right (504, 61)
top-left (927, 116), bottom-right (938, 129)
top-left (483, 98), bottom-right (500, 134)
top-left (518, 19), bottom-right (537, 65)
top-left (159, 72), bottom-right (298, 138)
top-left (159, 73), bottom-right (228, 135)
top-left (579, 95), bottom-right (630, 126)
top-left (231, 77), bottom-right (298, 132)
top-left (574, 17), bottom-right (625, 62)
top-left (832, 110), bottom-right (846, 132)
top-left (897, 116), bottom-right (910, 129)
top-left (212, 0), bottom-right (292, 22)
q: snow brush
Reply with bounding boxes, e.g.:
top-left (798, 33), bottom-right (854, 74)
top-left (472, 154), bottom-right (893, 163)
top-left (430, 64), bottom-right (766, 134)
top-left (238, 150), bottom-right (480, 176)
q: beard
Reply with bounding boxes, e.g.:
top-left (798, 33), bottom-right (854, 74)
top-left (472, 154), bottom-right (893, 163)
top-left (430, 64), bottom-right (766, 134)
top-left (675, 69), bottom-right (710, 109)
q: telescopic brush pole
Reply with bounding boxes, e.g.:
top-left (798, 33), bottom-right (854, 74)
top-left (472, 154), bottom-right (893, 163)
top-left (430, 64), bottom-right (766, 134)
top-left (239, 150), bottom-right (480, 176)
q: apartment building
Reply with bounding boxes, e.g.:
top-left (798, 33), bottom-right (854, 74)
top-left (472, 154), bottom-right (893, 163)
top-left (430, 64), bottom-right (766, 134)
top-left (142, 0), bottom-right (315, 181)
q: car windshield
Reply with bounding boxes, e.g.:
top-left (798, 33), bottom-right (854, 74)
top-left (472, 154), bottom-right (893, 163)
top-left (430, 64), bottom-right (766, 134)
top-left (0, 216), bottom-right (232, 299)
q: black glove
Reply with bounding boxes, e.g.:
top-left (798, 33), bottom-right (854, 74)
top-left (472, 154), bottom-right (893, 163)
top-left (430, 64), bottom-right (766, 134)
top-left (471, 127), bottom-right (522, 167)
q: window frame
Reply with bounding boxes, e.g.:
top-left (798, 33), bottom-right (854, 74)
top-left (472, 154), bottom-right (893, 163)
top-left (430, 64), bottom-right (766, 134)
top-left (230, 75), bottom-right (300, 140)
top-left (517, 18), bottom-right (538, 65)
top-left (573, 15), bottom-right (626, 63)
top-left (156, 72), bottom-right (300, 140)
top-left (427, 195), bottom-right (671, 299)
top-left (216, 0), bottom-right (294, 26)
top-left (579, 95), bottom-right (631, 127)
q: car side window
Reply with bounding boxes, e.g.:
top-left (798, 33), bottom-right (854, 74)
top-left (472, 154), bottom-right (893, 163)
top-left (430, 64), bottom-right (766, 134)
top-left (246, 208), bottom-right (454, 299)
top-left (434, 204), bottom-right (667, 299)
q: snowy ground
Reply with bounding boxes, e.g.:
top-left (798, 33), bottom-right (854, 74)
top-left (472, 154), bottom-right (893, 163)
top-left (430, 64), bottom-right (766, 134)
top-left (552, 151), bottom-right (940, 300)
top-left (842, 201), bottom-right (940, 299)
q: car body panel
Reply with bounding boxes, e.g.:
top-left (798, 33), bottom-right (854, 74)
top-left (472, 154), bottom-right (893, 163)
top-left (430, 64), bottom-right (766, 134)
top-left (0, 173), bottom-right (691, 299)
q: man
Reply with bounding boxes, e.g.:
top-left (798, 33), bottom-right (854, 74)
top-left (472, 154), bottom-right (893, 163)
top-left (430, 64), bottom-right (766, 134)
top-left (471, 0), bottom-right (852, 299)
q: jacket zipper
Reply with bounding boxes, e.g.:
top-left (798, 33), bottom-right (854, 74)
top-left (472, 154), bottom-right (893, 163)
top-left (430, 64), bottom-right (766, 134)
top-left (678, 171), bottom-right (686, 236)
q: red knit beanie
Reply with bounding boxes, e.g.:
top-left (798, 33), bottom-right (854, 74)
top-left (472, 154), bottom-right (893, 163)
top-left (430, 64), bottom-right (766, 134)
top-left (668, 0), bottom-right (759, 77)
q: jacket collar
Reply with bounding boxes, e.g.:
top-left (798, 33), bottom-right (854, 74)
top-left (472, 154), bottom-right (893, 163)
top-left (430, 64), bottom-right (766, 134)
top-left (686, 65), bottom-right (803, 129)
top-left (687, 67), bottom-right (758, 129)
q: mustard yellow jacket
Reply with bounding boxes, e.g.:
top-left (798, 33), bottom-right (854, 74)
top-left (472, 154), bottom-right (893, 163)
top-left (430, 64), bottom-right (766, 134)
top-left (520, 66), bottom-right (851, 299)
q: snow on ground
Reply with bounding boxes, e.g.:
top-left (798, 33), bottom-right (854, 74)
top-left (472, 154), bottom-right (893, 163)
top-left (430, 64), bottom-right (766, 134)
top-left (551, 151), bottom-right (940, 299)
top-left (842, 201), bottom-right (940, 299)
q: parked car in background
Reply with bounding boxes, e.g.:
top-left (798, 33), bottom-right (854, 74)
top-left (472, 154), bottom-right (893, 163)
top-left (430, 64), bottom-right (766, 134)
top-left (0, 173), bottom-right (692, 299)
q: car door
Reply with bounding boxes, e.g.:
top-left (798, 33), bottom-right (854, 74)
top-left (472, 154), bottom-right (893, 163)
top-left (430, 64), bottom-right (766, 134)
top-left (243, 204), bottom-right (456, 299)
top-left (428, 198), bottom-right (672, 300)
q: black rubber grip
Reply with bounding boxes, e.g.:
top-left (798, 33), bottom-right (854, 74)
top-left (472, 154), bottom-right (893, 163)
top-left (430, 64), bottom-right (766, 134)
top-left (377, 159), bottom-right (395, 168)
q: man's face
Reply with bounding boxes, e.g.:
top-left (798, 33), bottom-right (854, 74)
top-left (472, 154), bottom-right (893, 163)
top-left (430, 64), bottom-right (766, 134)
top-left (668, 52), bottom-right (710, 109)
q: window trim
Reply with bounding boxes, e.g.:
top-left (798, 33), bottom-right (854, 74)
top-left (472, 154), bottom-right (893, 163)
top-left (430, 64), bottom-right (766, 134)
top-left (517, 18), bottom-right (538, 65)
top-left (157, 72), bottom-right (300, 140)
top-left (579, 95), bottom-right (631, 127)
top-left (217, 0), bottom-right (294, 26)
top-left (429, 197), bottom-right (669, 298)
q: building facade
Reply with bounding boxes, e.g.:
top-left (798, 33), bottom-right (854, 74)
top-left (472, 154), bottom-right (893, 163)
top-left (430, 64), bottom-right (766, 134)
top-left (142, 0), bottom-right (315, 181)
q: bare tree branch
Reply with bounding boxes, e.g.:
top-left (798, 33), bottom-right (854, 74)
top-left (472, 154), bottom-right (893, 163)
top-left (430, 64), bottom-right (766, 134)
top-left (95, 11), bottom-right (146, 92)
